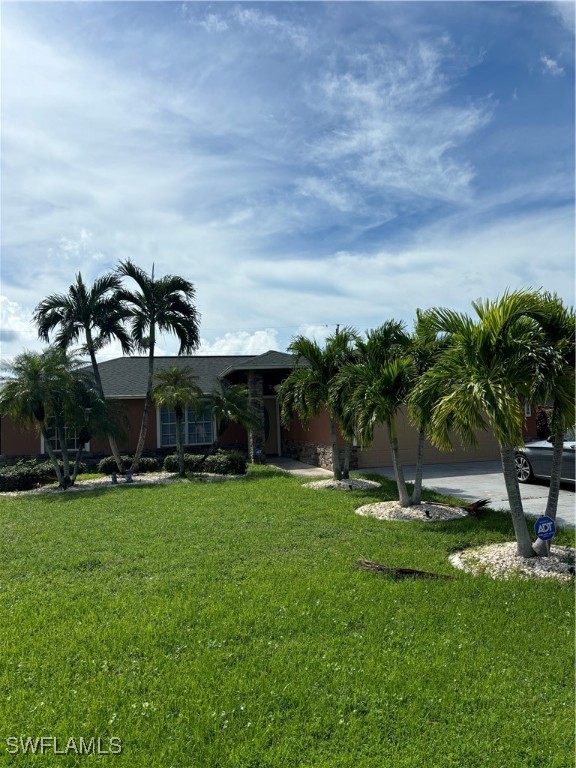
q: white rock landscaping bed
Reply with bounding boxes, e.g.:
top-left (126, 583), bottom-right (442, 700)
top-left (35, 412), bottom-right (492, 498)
top-left (355, 500), bottom-right (468, 522)
top-left (450, 542), bottom-right (575, 582)
top-left (2, 471), bottom-right (244, 496)
top-left (304, 478), bottom-right (381, 491)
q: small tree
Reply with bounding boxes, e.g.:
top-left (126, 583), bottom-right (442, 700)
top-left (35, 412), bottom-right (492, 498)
top-left (407, 309), bottom-right (448, 505)
top-left (337, 321), bottom-right (415, 506)
top-left (208, 381), bottom-right (262, 445)
top-left (152, 366), bottom-right (203, 477)
top-left (0, 348), bottom-right (116, 488)
top-left (279, 327), bottom-right (358, 480)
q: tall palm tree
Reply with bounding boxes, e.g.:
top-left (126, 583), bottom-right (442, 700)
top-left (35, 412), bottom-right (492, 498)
top-left (530, 295), bottom-right (575, 554)
top-left (337, 321), bottom-right (415, 506)
top-left (33, 272), bottom-right (132, 471)
top-left (279, 327), bottom-right (358, 481)
top-left (0, 348), bottom-right (115, 488)
top-left (152, 366), bottom-right (203, 477)
top-left (474, 292), bottom-right (575, 555)
top-left (413, 290), bottom-right (556, 557)
top-left (116, 260), bottom-right (200, 472)
top-left (407, 309), bottom-right (448, 505)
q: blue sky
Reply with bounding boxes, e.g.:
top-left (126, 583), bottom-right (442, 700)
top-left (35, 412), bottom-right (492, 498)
top-left (1, 1), bottom-right (574, 362)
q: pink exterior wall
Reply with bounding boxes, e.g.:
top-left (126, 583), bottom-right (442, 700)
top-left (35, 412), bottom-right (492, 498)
top-left (283, 410), bottom-right (344, 446)
top-left (1, 416), bottom-right (41, 454)
top-left (219, 420), bottom-right (248, 447)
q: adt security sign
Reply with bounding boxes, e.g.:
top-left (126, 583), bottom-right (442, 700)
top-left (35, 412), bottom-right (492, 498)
top-left (534, 516), bottom-right (556, 541)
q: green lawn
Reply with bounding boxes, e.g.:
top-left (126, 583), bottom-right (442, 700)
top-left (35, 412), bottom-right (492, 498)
top-left (0, 467), bottom-right (573, 768)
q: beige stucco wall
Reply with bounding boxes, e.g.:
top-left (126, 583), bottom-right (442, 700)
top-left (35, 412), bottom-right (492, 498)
top-left (357, 407), bottom-right (500, 468)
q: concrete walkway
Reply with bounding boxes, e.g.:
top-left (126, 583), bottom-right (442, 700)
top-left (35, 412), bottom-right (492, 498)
top-left (267, 457), bottom-right (575, 529)
top-left (266, 457), bottom-right (333, 478)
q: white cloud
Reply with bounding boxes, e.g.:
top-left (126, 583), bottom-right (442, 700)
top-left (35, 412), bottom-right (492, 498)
top-left (232, 7), bottom-right (309, 51)
top-left (551, 1), bottom-right (575, 32)
top-left (0, 297), bottom-right (41, 363)
top-left (305, 39), bottom-right (493, 207)
top-left (199, 13), bottom-right (229, 33)
top-left (198, 330), bottom-right (280, 356)
top-left (541, 54), bottom-right (565, 76)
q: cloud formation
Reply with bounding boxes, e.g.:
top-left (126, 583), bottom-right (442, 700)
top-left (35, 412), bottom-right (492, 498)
top-left (541, 54), bottom-right (565, 76)
top-left (1, 2), bottom-right (573, 365)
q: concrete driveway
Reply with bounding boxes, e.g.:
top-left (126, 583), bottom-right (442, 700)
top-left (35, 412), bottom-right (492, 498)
top-left (364, 461), bottom-right (575, 530)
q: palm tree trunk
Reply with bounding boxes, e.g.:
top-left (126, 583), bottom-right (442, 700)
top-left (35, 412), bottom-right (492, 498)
top-left (411, 427), bottom-right (426, 505)
top-left (86, 333), bottom-right (125, 473)
top-left (132, 333), bottom-right (155, 473)
top-left (533, 423), bottom-right (565, 556)
top-left (387, 419), bottom-right (410, 507)
top-left (176, 412), bottom-right (185, 477)
top-left (329, 417), bottom-right (342, 480)
top-left (500, 446), bottom-right (536, 558)
top-left (342, 441), bottom-right (351, 480)
top-left (40, 424), bottom-right (64, 487)
top-left (71, 445), bottom-right (85, 485)
top-left (54, 413), bottom-right (71, 485)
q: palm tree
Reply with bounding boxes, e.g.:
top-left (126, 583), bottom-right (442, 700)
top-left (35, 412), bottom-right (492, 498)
top-left (337, 321), bottom-right (415, 506)
top-left (208, 381), bottom-right (262, 445)
top-left (116, 260), bottom-right (200, 473)
top-left (407, 309), bottom-right (448, 505)
top-left (530, 294), bottom-right (575, 554)
top-left (474, 292), bottom-right (575, 555)
top-left (413, 290), bottom-right (557, 557)
top-left (33, 272), bottom-right (132, 472)
top-left (278, 327), bottom-right (358, 480)
top-left (152, 366), bottom-right (203, 477)
top-left (0, 348), bottom-right (115, 488)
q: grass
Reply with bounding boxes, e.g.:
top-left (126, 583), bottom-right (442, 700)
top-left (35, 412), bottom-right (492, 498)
top-left (0, 467), bottom-right (573, 768)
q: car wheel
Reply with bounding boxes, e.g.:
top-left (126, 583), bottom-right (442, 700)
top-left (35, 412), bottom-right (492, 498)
top-left (515, 454), bottom-right (534, 484)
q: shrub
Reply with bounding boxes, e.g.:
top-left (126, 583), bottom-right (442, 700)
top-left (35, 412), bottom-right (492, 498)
top-left (0, 459), bottom-right (89, 493)
top-left (163, 450), bottom-right (247, 475)
top-left (0, 465), bottom-right (40, 492)
top-left (138, 457), bottom-right (160, 473)
top-left (207, 449), bottom-right (247, 475)
top-left (36, 459), bottom-right (88, 478)
top-left (97, 455), bottom-right (159, 475)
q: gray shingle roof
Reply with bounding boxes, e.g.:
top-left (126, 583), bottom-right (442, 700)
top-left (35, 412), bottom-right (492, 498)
top-left (218, 350), bottom-right (295, 376)
top-left (97, 351), bottom-right (295, 398)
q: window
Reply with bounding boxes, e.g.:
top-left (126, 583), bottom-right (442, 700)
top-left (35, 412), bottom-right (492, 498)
top-left (159, 405), bottom-right (214, 447)
top-left (42, 417), bottom-right (89, 452)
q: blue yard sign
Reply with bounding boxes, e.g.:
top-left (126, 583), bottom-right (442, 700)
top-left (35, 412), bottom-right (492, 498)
top-left (534, 516), bottom-right (556, 541)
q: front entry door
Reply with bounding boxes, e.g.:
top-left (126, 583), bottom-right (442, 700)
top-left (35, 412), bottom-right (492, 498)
top-left (263, 397), bottom-right (280, 456)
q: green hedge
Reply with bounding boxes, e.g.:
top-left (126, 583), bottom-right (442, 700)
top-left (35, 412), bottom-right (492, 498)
top-left (163, 450), bottom-right (247, 475)
top-left (0, 459), bottom-right (88, 493)
top-left (97, 455), bottom-right (159, 475)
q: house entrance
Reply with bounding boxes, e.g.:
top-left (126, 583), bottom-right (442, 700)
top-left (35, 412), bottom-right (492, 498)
top-left (263, 397), bottom-right (280, 456)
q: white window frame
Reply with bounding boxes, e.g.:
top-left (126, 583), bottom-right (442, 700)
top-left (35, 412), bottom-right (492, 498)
top-left (156, 404), bottom-right (215, 448)
top-left (40, 417), bottom-right (90, 453)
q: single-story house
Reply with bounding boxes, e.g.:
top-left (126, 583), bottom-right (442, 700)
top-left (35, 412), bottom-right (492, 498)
top-left (0, 350), bottom-right (536, 469)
